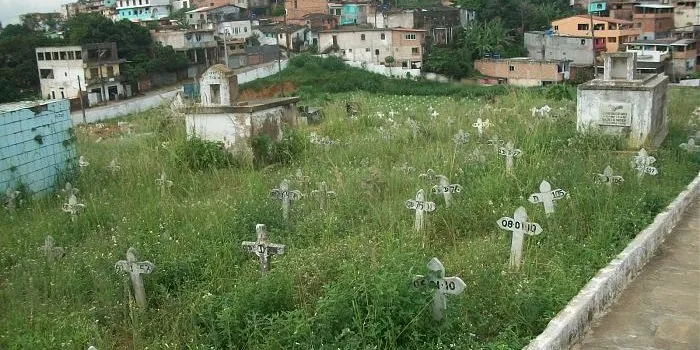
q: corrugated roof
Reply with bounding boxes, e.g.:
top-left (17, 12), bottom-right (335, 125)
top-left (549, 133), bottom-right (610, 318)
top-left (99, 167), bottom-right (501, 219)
top-left (634, 4), bottom-right (674, 8)
top-left (552, 15), bottom-right (634, 25)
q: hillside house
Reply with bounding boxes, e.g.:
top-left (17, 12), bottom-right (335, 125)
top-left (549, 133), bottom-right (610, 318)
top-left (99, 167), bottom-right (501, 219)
top-left (552, 15), bottom-right (640, 53)
top-left (674, 0), bottom-right (700, 27)
top-left (634, 4), bottom-right (675, 40)
top-left (319, 27), bottom-right (425, 68)
top-left (115, 0), bottom-right (170, 22)
top-left (186, 5), bottom-right (243, 30)
top-left (525, 31), bottom-right (595, 66)
top-left (625, 38), bottom-right (698, 78)
top-left (474, 58), bottom-right (571, 87)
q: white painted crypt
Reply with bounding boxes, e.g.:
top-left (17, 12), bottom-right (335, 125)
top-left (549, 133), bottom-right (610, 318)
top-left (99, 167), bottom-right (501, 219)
top-left (577, 52), bottom-right (669, 149)
top-left (183, 64), bottom-right (300, 155)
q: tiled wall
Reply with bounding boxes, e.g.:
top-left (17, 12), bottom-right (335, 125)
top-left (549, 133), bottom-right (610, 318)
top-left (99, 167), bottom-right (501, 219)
top-left (0, 100), bottom-right (76, 196)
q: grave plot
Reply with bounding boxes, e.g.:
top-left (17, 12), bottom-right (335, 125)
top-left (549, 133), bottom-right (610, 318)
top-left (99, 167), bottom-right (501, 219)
top-left (0, 89), bottom-right (698, 350)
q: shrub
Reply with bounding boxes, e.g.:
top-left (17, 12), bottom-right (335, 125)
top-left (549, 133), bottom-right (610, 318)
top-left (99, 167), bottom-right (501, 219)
top-left (251, 127), bottom-right (308, 166)
top-left (176, 137), bottom-right (236, 171)
top-left (545, 84), bottom-right (573, 101)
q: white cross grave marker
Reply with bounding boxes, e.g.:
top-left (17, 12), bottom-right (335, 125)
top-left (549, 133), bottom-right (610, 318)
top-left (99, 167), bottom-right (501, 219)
top-left (496, 207), bottom-right (543, 270)
top-left (293, 168), bottom-right (310, 186)
top-left (630, 148), bottom-right (658, 178)
top-left (498, 142), bottom-right (522, 173)
top-left (596, 166), bottom-right (624, 189)
top-left (407, 119), bottom-right (419, 140)
top-left (412, 257), bottom-right (466, 321)
top-left (311, 181), bottom-right (336, 210)
top-left (63, 182), bottom-right (79, 196)
top-left (38, 235), bottom-right (65, 261)
top-left (453, 129), bottom-right (470, 147)
top-left (115, 247), bottom-right (155, 308)
top-left (4, 188), bottom-right (20, 212)
top-left (472, 118), bottom-right (492, 137)
top-left (270, 179), bottom-right (303, 221)
top-left (155, 171), bottom-right (173, 195)
top-left (242, 224), bottom-right (286, 272)
top-left (487, 135), bottom-right (505, 153)
top-left (62, 193), bottom-right (86, 222)
top-left (679, 138), bottom-right (700, 153)
top-left (528, 180), bottom-right (567, 215)
top-left (419, 169), bottom-right (437, 182)
top-left (106, 159), bottom-right (121, 173)
top-left (78, 156), bottom-right (90, 170)
top-left (406, 189), bottom-right (436, 232)
top-left (395, 162), bottom-right (416, 174)
top-left (467, 146), bottom-right (486, 163)
top-left (431, 175), bottom-right (462, 208)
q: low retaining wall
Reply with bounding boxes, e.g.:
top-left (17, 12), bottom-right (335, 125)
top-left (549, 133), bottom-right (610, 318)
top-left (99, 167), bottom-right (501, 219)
top-left (525, 172), bottom-right (700, 350)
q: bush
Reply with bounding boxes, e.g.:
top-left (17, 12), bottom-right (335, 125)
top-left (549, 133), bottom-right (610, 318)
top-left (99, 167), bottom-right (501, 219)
top-left (251, 128), bottom-right (308, 166)
top-left (176, 137), bottom-right (237, 171)
top-left (545, 84), bottom-right (573, 101)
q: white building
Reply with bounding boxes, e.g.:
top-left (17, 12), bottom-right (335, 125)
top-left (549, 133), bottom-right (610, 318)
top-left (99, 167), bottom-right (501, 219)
top-left (171, 0), bottom-right (191, 12)
top-left (319, 27), bottom-right (425, 68)
top-left (219, 20), bottom-right (252, 40)
top-left (35, 43), bottom-right (129, 105)
top-left (186, 5), bottom-right (242, 30)
top-left (254, 24), bottom-right (307, 49)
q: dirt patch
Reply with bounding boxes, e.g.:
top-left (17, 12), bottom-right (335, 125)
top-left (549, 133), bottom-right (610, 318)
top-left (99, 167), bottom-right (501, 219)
top-left (239, 82), bottom-right (298, 100)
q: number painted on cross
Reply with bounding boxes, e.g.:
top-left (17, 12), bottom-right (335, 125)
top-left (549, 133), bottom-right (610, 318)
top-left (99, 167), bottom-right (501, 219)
top-left (496, 207), bottom-right (543, 270)
top-left (412, 257), bottom-right (466, 320)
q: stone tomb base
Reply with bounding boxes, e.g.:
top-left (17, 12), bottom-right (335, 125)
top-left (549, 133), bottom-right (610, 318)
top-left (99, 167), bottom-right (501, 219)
top-left (184, 97), bottom-right (300, 156)
top-left (577, 74), bottom-right (669, 149)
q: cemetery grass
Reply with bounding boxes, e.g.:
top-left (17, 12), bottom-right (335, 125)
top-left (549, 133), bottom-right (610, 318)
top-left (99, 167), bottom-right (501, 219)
top-left (1, 88), bottom-right (699, 349)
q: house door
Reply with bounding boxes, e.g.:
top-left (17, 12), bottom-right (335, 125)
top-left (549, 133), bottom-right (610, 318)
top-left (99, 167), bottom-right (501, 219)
top-left (108, 85), bottom-right (118, 101)
top-left (210, 84), bottom-right (221, 105)
top-left (332, 35), bottom-right (337, 46)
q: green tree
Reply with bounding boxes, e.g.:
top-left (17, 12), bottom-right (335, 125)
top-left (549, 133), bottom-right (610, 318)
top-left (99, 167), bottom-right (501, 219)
top-left (64, 13), bottom-right (152, 61)
top-left (424, 47), bottom-right (473, 79)
top-left (463, 18), bottom-right (514, 59)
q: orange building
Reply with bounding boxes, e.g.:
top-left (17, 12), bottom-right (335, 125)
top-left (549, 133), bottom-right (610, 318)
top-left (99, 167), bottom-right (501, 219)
top-left (285, 0), bottom-right (329, 20)
top-left (192, 0), bottom-right (231, 7)
top-left (552, 15), bottom-right (640, 53)
top-left (474, 58), bottom-right (570, 87)
top-left (633, 4), bottom-right (675, 40)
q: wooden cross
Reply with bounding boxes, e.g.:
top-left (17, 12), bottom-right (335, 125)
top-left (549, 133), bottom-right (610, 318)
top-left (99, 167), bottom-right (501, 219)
top-left (4, 188), bottom-right (20, 212)
top-left (596, 166), bottom-right (624, 189)
top-left (679, 138), bottom-right (699, 153)
top-left (78, 156), bottom-right (89, 170)
top-left (472, 118), bottom-right (492, 137)
top-left (406, 189), bottom-right (436, 232)
top-left (115, 247), bottom-right (155, 308)
top-left (106, 159), bottom-right (121, 173)
top-left (498, 142), bottom-right (522, 173)
top-left (155, 171), bottom-right (173, 195)
top-left (431, 175), bottom-right (462, 208)
top-left (62, 193), bottom-right (86, 222)
top-left (452, 129), bottom-right (470, 147)
top-left (413, 257), bottom-right (466, 321)
top-left (419, 169), bottom-right (437, 182)
top-left (242, 224), bottom-right (286, 272)
top-left (528, 180), bottom-right (567, 215)
top-left (487, 135), bottom-right (505, 153)
top-left (38, 235), bottom-right (65, 261)
top-left (496, 207), bottom-right (543, 270)
top-left (630, 148), bottom-right (658, 178)
top-left (293, 168), bottom-right (310, 186)
top-left (311, 181), bottom-right (336, 210)
top-left (270, 179), bottom-right (303, 221)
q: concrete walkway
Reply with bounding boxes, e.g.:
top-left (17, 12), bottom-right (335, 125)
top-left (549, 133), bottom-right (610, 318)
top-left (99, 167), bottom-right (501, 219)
top-left (573, 197), bottom-right (700, 350)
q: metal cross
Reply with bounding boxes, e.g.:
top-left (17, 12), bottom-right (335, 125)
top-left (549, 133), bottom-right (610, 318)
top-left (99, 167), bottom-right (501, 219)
top-left (498, 141), bottom-right (522, 173)
top-left (155, 171), bottom-right (173, 195)
top-left (472, 118), bottom-right (492, 137)
top-left (106, 159), bottom-right (121, 173)
top-left (419, 169), bottom-right (437, 182)
top-left (270, 179), bottom-right (303, 221)
top-left (487, 135), bottom-right (505, 153)
top-left (431, 175), bottom-right (462, 208)
top-left (528, 180), bottom-right (567, 215)
top-left (630, 148), bottom-right (658, 178)
top-left (115, 247), bottom-right (155, 308)
top-left (596, 166), bottom-right (624, 189)
top-left (38, 235), bottom-right (65, 261)
top-left (311, 181), bottom-right (336, 211)
top-left (679, 138), bottom-right (699, 153)
top-left (62, 193), bottom-right (86, 222)
top-left (413, 258), bottom-right (466, 320)
top-left (496, 207), bottom-right (543, 270)
top-left (452, 129), bottom-right (470, 147)
top-left (406, 189), bottom-right (436, 232)
top-left (242, 224), bottom-right (286, 272)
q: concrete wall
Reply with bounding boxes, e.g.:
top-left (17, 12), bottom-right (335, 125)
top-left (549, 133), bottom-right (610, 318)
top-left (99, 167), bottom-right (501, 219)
top-left (675, 4), bottom-right (700, 27)
top-left (475, 59), bottom-right (565, 86)
top-left (0, 100), bottom-right (76, 196)
top-left (185, 107), bottom-right (284, 155)
top-left (525, 32), bottom-right (595, 66)
top-left (368, 10), bottom-right (414, 29)
top-left (236, 59), bottom-right (289, 84)
top-left (71, 89), bottom-right (180, 125)
top-left (344, 61), bottom-right (420, 78)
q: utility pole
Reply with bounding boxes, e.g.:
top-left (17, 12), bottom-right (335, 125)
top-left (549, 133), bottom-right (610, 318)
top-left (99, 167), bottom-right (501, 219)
top-left (223, 29), bottom-right (230, 68)
top-left (589, 11), bottom-right (597, 78)
top-left (284, 9), bottom-right (291, 59)
top-left (277, 29), bottom-right (284, 95)
top-left (77, 76), bottom-right (86, 125)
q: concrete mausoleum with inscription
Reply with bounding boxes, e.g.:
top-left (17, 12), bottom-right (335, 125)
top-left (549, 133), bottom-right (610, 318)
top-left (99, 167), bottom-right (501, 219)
top-left (183, 64), bottom-right (300, 156)
top-left (577, 52), bottom-right (669, 149)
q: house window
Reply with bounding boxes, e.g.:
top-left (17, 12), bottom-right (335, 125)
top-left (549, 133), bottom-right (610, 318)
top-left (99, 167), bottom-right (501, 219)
top-left (381, 33), bottom-right (385, 39)
top-left (75, 51), bottom-right (82, 59)
top-left (509, 65), bottom-right (515, 71)
top-left (294, 0), bottom-right (297, 8)
top-left (608, 37), bottom-right (616, 43)
top-left (411, 47), bottom-right (419, 54)
top-left (60, 51), bottom-right (67, 60)
top-left (375, 49), bottom-right (379, 55)
top-left (361, 34), bottom-right (366, 40)
top-left (189, 14), bottom-right (193, 18)
top-left (577, 23), bottom-right (589, 30)
top-left (107, 66), bottom-right (115, 77)
top-left (349, 48), bottom-right (352, 52)
top-left (405, 33), bottom-right (416, 40)
top-left (581, 39), bottom-right (586, 45)
top-left (366, 48), bottom-right (370, 52)
top-left (52, 52), bottom-right (59, 60)
top-left (37, 52), bottom-right (45, 60)
top-left (554, 25), bottom-right (558, 30)
top-left (68, 51), bottom-right (75, 60)
top-left (90, 68), bottom-right (99, 78)
top-left (40, 69), bottom-right (54, 79)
